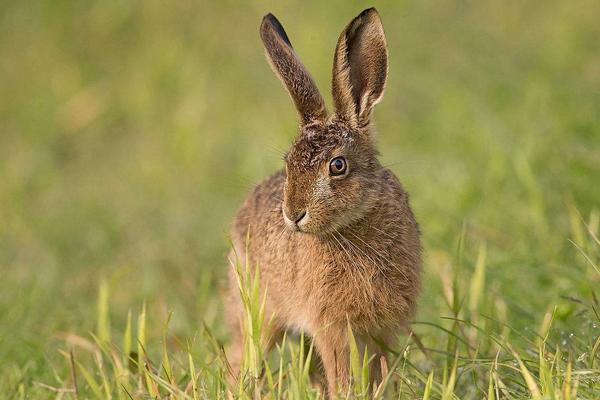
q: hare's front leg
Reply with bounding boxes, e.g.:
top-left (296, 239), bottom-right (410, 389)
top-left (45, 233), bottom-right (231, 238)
top-left (225, 262), bottom-right (284, 383)
top-left (313, 324), bottom-right (350, 398)
top-left (360, 333), bottom-right (393, 392)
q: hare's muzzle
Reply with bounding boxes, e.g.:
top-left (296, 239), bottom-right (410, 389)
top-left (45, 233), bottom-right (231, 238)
top-left (282, 207), bottom-right (308, 231)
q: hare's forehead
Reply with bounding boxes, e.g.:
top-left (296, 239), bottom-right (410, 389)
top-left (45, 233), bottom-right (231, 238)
top-left (286, 129), bottom-right (354, 170)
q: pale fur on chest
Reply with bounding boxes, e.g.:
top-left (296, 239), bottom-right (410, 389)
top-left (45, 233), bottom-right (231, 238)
top-left (262, 233), bottom-right (403, 333)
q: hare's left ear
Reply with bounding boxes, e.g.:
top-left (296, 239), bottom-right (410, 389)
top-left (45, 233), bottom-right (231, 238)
top-left (260, 13), bottom-right (327, 125)
top-left (332, 8), bottom-right (388, 127)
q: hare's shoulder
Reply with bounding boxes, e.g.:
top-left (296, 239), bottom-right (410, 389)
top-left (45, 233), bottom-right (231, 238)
top-left (232, 170), bottom-right (285, 238)
top-left (379, 168), bottom-right (408, 201)
top-left (377, 168), bottom-right (420, 238)
top-left (247, 169), bottom-right (285, 209)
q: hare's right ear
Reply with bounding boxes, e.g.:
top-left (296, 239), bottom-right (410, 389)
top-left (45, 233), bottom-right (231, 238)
top-left (332, 8), bottom-right (388, 128)
top-left (260, 14), bottom-right (327, 125)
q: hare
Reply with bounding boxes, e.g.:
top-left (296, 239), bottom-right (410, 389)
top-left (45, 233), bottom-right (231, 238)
top-left (225, 8), bottom-right (422, 397)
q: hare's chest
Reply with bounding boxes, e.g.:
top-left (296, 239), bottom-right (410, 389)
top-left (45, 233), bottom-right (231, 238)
top-left (302, 254), bottom-right (390, 327)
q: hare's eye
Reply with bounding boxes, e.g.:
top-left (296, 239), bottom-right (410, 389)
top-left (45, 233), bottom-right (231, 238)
top-left (329, 157), bottom-right (347, 176)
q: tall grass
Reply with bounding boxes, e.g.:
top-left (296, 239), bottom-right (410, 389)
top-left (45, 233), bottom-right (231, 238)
top-left (40, 213), bottom-right (599, 398)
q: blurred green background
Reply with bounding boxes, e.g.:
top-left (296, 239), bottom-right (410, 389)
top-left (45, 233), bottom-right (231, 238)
top-left (1, 0), bottom-right (599, 395)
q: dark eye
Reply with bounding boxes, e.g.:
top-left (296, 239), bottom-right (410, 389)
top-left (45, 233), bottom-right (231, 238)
top-left (329, 156), bottom-right (347, 176)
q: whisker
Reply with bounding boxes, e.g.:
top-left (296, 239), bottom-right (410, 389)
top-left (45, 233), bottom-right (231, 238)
top-left (329, 231), bottom-right (352, 265)
top-left (365, 224), bottom-right (397, 241)
top-left (349, 227), bottom-right (410, 280)
top-left (329, 230), bottom-right (364, 283)
top-left (274, 224), bottom-right (289, 248)
top-left (337, 230), bottom-right (384, 277)
top-left (381, 158), bottom-right (430, 169)
top-left (335, 230), bottom-right (373, 295)
top-left (332, 230), bottom-right (374, 297)
top-left (347, 230), bottom-right (393, 269)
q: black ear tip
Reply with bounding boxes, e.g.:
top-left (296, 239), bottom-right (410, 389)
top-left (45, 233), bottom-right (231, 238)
top-left (260, 13), bottom-right (276, 33)
top-left (260, 13), bottom-right (292, 47)
top-left (359, 7), bottom-right (380, 20)
top-left (262, 13), bottom-right (276, 24)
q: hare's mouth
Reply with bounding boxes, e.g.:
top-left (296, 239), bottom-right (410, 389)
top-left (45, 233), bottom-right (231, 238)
top-left (282, 204), bottom-right (361, 236)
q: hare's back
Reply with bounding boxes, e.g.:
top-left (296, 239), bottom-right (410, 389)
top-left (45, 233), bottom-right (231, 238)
top-left (231, 170), bottom-right (286, 249)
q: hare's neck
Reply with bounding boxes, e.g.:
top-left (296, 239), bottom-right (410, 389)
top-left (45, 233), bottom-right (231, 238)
top-left (337, 180), bottom-right (388, 240)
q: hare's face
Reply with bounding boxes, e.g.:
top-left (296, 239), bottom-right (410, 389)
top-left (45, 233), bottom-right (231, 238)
top-left (282, 122), bottom-right (380, 235)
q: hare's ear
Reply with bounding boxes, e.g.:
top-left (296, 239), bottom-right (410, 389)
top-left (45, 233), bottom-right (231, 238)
top-left (260, 14), bottom-right (327, 125)
top-left (332, 8), bottom-right (388, 127)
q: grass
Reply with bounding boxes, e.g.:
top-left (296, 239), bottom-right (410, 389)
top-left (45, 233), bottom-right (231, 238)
top-left (0, 0), bottom-right (599, 398)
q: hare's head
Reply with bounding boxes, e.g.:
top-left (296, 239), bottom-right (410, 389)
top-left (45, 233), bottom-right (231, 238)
top-left (260, 8), bottom-right (388, 235)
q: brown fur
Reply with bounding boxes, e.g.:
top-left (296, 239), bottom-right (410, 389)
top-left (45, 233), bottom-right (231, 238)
top-left (225, 8), bottom-right (422, 397)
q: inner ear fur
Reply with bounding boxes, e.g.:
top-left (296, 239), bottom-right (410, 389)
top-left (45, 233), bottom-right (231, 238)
top-left (332, 8), bottom-right (388, 127)
top-left (260, 13), bottom-right (327, 125)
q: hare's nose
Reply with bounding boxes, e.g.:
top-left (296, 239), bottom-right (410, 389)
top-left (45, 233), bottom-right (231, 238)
top-left (283, 208), bottom-right (307, 226)
top-left (293, 210), bottom-right (307, 224)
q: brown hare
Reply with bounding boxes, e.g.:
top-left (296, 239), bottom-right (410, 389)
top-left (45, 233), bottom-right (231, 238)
top-left (225, 7), bottom-right (422, 397)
